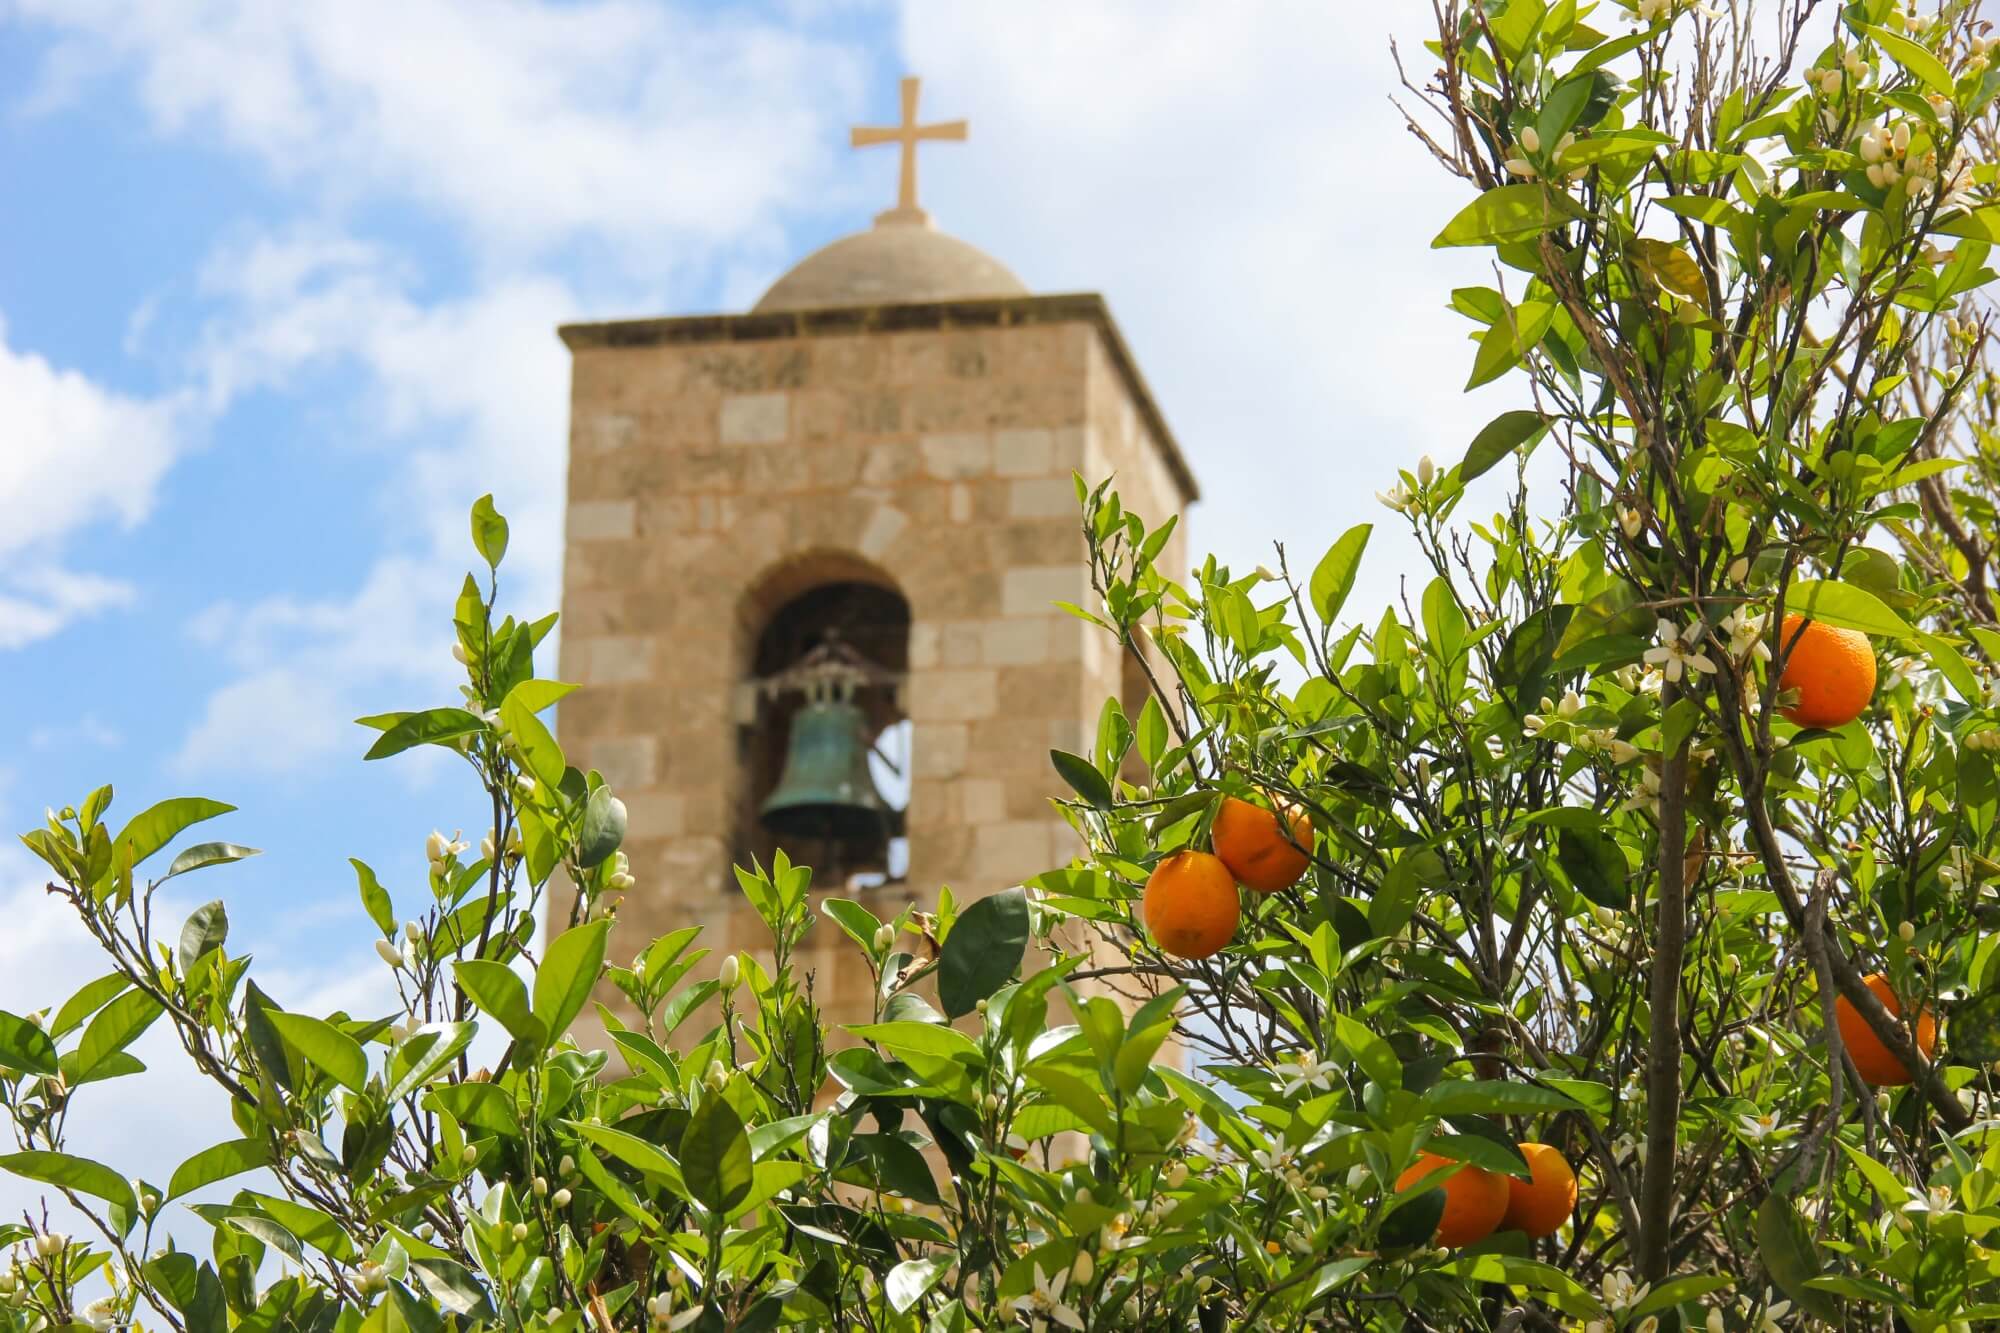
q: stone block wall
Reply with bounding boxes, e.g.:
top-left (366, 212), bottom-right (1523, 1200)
top-left (553, 296), bottom-right (1195, 1036)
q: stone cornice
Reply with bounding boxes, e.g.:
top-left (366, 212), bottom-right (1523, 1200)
top-left (558, 292), bottom-right (1198, 504)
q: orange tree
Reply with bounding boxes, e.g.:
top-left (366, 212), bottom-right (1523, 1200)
top-left (4, 2), bottom-right (2000, 1330)
top-left (1031, 0), bottom-right (2000, 1327)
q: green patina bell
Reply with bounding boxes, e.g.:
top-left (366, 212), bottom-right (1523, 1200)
top-left (759, 693), bottom-right (891, 843)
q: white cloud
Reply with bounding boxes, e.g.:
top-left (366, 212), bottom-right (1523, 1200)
top-left (0, 318), bottom-right (188, 648)
top-left (15, 0), bottom-right (875, 276)
top-left (170, 235), bottom-right (572, 779)
top-left (27, 713), bottom-right (122, 752)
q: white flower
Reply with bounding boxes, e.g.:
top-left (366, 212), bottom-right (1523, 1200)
top-left (1643, 618), bottom-right (1718, 683)
top-left (1026, 1264), bottom-right (1084, 1331)
top-left (1377, 482), bottom-right (1415, 513)
top-left (1619, 506), bottom-right (1644, 539)
top-left (1600, 1269), bottom-right (1649, 1311)
top-left (426, 829), bottom-right (468, 867)
top-left (1602, 733), bottom-right (1641, 764)
top-left (1635, 0), bottom-right (1668, 20)
top-left (375, 938), bottom-right (407, 970)
top-left (1249, 1143), bottom-right (1296, 1174)
top-left (1753, 1289), bottom-right (1791, 1333)
top-left (83, 1298), bottom-right (117, 1331)
top-left (1277, 1055), bottom-right (1342, 1097)
top-left (1737, 1111), bottom-right (1786, 1142)
top-left (1621, 765), bottom-right (1664, 815)
top-left (1723, 609), bottom-right (1769, 663)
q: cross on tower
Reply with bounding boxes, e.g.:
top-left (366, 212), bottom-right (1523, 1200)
top-left (850, 76), bottom-right (966, 226)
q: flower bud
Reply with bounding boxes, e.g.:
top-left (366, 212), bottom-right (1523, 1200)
top-left (452, 641), bottom-right (469, 665)
top-left (552, 1188), bottom-right (572, 1208)
top-left (404, 920), bottom-right (423, 943)
top-left (426, 830), bottom-right (451, 862)
top-left (1072, 1250), bottom-right (1094, 1284)
top-left (873, 924), bottom-right (896, 952)
top-left (1899, 920), bottom-right (1916, 943)
top-left (376, 938), bottom-right (406, 970)
top-left (532, 1175), bottom-right (548, 1196)
top-left (1417, 454), bottom-right (1437, 486)
top-left (461, 1144), bottom-right (479, 1166)
top-left (1163, 1161), bottom-right (1189, 1188)
top-left (975, 998), bottom-right (988, 1015)
top-left (511, 1222), bottom-right (529, 1242)
top-left (1519, 126), bottom-right (1541, 154)
top-left (481, 833), bottom-right (496, 861)
top-left (1075, 1187), bottom-right (1093, 1207)
top-left (34, 1233), bottom-right (64, 1260)
top-left (719, 955), bottom-right (741, 990)
top-left (608, 872), bottom-right (636, 892)
top-left (559, 1154), bottom-right (576, 1178)
top-left (704, 1061), bottom-right (727, 1092)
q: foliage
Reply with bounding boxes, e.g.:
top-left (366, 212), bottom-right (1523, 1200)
top-left (8, 1), bottom-right (2000, 1329)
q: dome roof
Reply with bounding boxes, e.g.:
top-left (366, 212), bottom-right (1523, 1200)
top-left (753, 218), bottom-right (1027, 314)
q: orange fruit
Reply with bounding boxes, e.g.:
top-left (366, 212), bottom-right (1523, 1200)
top-left (1142, 850), bottom-right (1240, 960)
top-left (1776, 613), bottom-right (1876, 728)
top-left (1395, 1152), bottom-right (1509, 1248)
top-left (1834, 971), bottom-right (1937, 1087)
top-left (1212, 795), bottom-right (1314, 893)
top-left (1499, 1143), bottom-right (1578, 1238)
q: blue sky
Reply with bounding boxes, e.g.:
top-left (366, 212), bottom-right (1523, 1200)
top-left (0, 0), bottom-right (1511, 1200)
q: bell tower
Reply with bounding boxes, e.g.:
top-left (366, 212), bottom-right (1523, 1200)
top-left (552, 77), bottom-right (1197, 1026)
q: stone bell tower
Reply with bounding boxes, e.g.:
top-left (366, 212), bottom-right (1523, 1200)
top-left (553, 77), bottom-right (1197, 1025)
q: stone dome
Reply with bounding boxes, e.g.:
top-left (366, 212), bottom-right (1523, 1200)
top-left (753, 218), bottom-right (1027, 314)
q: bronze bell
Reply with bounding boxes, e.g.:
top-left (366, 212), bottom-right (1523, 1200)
top-left (759, 688), bottom-right (892, 843)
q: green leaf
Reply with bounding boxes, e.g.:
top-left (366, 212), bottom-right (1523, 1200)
top-left (75, 989), bottom-right (164, 1081)
top-left (849, 1022), bottom-right (982, 1063)
top-left (1423, 1079), bottom-right (1583, 1117)
top-left (1757, 1195), bottom-right (1839, 1320)
top-left (177, 900), bottom-right (229, 973)
top-left (1050, 750), bottom-right (1113, 811)
top-left (498, 693), bottom-right (565, 789)
top-left (113, 798), bottom-right (235, 873)
top-left (1631, 1275), bottom-right (1735, 1317)
top-left (161, 842), bottom-right (260, 883)
top-left (887, 1256), bottom-right (953, 1314)
top-left (502, 679), bottom-right (576, 716)
top-left (266, 1012), bottom-right (369, 1094)
top-left (1443, 1254), bottom-right (1604, 1318)
top-left (681, 1095), bottom-right (753, 1214)
top-left (452, 961), bottom-right (544, 1044)
top-left (567, 1120), bottom-right (686, 1193)
top-left (363, 708), bottom-right (485, 761)
top-left (938, 887), bottom-right (1028, 1017)
top-left (1432, 184), bottom-right (1577, 248)
top-left (408, 1257), bottom-right (498, 1321)
top-left (1557, 826), bottom-right (1629, 910)
top-left (168, 1139), bottom-right (271, 1202)
top-left (0, 1151), bottom-right (136, 1217)
top-left (51, 973), bottom-right (127, 1040)
top-left (1334, 1012), bottom-right (1400, 1090)
top-left (0, 1012), bottom-right (58, 1077)
top-left (1135, 695), bottom-right (1170, 770)
top-left (1460, 411), bottom-right (1546, 483)
top-left (384, 1022), bottom-right (477, 1102)
top-left (1941, 206), bottom-right (2000, 243)
top-left (470, 494), bottom-right (509, 568)
top-left (1783, 580), bottom-right (1913, 638)
top-left (1309, 524), bottom-right (1373, 625)
top-left (577, 786), bottom-right (627, 869)
top-left (1864, 25), bottom-right (1954, 94)
top-left (533, 920), bottom-right (611, 1044)
top-left (352, 859), bottom-right (396, 938)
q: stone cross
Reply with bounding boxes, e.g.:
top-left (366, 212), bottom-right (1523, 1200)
top-left (850, 76), bottom-right (966, 225)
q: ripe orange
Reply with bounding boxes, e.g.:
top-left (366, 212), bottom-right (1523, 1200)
top-left (1395, 1152), bottom-right (1509, 1248)
top-left (1775, 614), bottom-right (1876, 728)
top-left (1142, 850), bottom-right (1240, 960)
top-left (1212, 795), bottom-right (1314, 893)
top-left (1499, 1143), bottom-right (1578, 1239)
top-left (1834, 971), bottom-right (1937, 1087)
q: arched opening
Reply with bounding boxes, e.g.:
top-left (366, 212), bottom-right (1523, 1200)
top-left (737, 565), bottom-right (912, 890)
